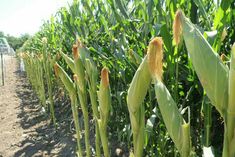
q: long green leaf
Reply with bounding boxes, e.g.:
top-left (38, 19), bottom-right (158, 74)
top-left (179, 12), bottom-right (229, 115)
top-left (154, 80), bottom-right (190, 156)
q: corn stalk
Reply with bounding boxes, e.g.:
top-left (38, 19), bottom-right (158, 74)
top-left (85, 59), bottom-right (101, 157)
top-left (72, 44), bottom-right (90, 157)
top-left (21, 53), bottom-right (47, 110)
top-left (42, 37), bottom-right (56, 126)
top-left (60, 42), bottom-right (91, 157)
top-left (54, 63), bottom-right (83, 156)
top-left (97, 67), bottom-right (111, 157)
top-left (127, 53), bottom-right (151, 157)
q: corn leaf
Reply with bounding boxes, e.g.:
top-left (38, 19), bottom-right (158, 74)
top-left (154, 80), bottom-right (190, 156)
top-left (180, 13), bottom-right (229, 115)
top-left (60, 51), bottom-right (75, 72)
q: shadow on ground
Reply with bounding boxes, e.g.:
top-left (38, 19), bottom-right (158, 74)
top-left (12, 66), bottom-right (129, 157)
top-left (13, 69), bottom-right (76, 157)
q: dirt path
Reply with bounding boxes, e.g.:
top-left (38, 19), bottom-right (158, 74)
top-left (0, 55), bottom-right (76, 157)
top-left (0, 55), bottom-right (25, 156)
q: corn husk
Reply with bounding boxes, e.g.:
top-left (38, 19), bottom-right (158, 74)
top-left (176, 10), bottom-right (229, 116)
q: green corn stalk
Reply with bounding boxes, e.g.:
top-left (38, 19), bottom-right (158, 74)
top-left (22, 54), bottom-right (47, 110)
top-left (42, 37), bottom-right (56, 126)
top-left (23, 53), bottom-right (32, 83)
top-left (147, 37), bottom-right (192, 157)
top-left (175, 10), bottom-right (235, 157)
top-left (85, 59), bottom-right (101, 157)
top-left (72, 44), bottom-right (91, 157)
top-left (54, 62), bottom-right (83, 157)
top-left (97, 67), bottom-right (111, 157)
top-left (225, 44), bottom-right (235, 157)
top-left (127, 51), bottom-right (152, 157)
top-left (36, 56), bottom-right (47, 110)
top-left (202, 94), bottom-right (212, 147)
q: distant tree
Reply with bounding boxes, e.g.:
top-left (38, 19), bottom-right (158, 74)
top-left (0, 31), bottom-right (4, 37)
top-left (0, 31), bottom-right (30, 50)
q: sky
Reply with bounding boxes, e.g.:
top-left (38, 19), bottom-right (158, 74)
top-left (0, 0), bottom-right (72, 37)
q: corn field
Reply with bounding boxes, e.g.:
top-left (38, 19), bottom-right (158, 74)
top-left (18, 0), bottom-right (235, 156)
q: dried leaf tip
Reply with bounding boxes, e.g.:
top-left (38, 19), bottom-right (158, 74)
top-left (54, 63), bottom-right (59, 77)
top-left (147, 37), bottom-right (163, 81)
top-left (101, 67), bottom-right (109, 87)
top-left (173, 10), bottom-right (183, 45)
top-left (72, 44), bottom-right (79, 60)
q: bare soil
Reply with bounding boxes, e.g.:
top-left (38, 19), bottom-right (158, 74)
top-left (0, 55), bottom-right (76, 157)
top-left (0, 55), bottom-right (128, 157)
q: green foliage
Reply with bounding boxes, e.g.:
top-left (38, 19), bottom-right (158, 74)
top-left (20, 0), bottom-right (235, 156)
top-left (0, 31), bottom-right (30, 50)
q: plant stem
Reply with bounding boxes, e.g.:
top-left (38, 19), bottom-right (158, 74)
top-left (95, 122), bottom-right (101, 157)
top-left (71, 94), bottom-right (83, 157)
top-left (42, 44), bottom-right (56, 126)
top-left (202, 95), bottom-right (212, 147)
top-left (98, 120), bottom-right (110, 157)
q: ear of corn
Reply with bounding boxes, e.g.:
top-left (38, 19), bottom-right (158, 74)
top-left (148, 37), bottom-right (191, 157)
top-left (60, 43), bottom-right (91, 157)
top-left (85, 59), bottom-right (99, 118)
top-left (127, 51), bottom-right (152, 157)
top-left (54, 62), bottom-right (82, 156)
top-left (85, 58), bottom-right (101, 157)
top-left (97, 67), bottom-right (111, 157)
top-left (127, 56), bottom-right (152, 114)
top-left (175, 10), bottom-right (235, 157)
top-left (154, 81), bottom-right (191, 156)
top-left (73, 45), bottom-right (86, 93)
top-left (174, 11), bottom-right (229, 116)
top-left (73, 44), bottom-right (91, 157)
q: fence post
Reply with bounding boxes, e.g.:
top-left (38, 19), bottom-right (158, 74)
top-left (1, 53), bottom-right (4, 86)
